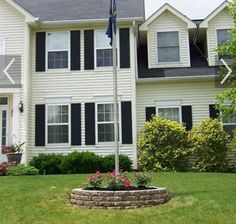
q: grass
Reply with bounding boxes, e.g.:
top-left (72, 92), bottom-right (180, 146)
top-left (0, 173), bottom-right (236, 224)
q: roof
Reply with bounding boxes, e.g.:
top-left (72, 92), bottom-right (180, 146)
top-left (200, 1), bottom-right (229, 28)
top-left (12, 0), bottom-right (145, 22)
top-left (140, 3), bottom-right (196, 31)
top-left (138, 44), bottom-right (218, 79)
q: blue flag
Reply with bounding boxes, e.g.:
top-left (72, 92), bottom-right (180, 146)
top-left (106, 0), bottom-right (117, 46)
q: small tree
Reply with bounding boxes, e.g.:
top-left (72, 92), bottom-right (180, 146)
top-left (138, 116), bottom-right (190, 172)
top-left (189, 119), bottom-right (229, 172)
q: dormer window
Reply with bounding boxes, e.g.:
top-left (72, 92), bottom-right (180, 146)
top-left (217, 29), bottom-right (232, 60)
top-left (157, 31), bottom-right (180, 63)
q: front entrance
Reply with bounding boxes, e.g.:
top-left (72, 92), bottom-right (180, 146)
top-left (0, 97), bottom-right (8, 162)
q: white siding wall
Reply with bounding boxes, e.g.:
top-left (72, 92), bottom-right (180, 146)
top-left (0, 1), bottom-right (26, 146)
top-left (207, 8), bottom-right (234, 66)
top-left (147, 10), bottom-right (191, 69)
top-left (28, 27), bottom-right (136, 161)
top-left (136, 80), bottom-right (223, 133)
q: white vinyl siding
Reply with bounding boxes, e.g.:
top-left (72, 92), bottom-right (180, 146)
top-left (147, 11), bottom-right (190, 68)
top-left (28, 27), bottom-right (135, 161)
top-left (0, 1), bottom-right (26, 152)
top-left (136, 80), bottom-right (223, 132)
top-left (207, 8), bottom-right (234, 66)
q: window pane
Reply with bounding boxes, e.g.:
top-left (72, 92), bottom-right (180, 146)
top-left (223, 114), bottom-right (236, 124)
top-left (217, 29), bottom-right (231, 45)
top-left (98, 124), bottom-right (114, 142)
top-left (48, 51), bottom-right (68, 69)
top-left (48, 105), bottom-right (68, 124)
top-left (0, 97), bottom-right (7, 105)
top-left (157, 32), bottom-right (179, 47)
top-left (96, 30), bottom-right (111, 48)
top-left (158, 47), bottom-right (180, 62)
top-left (1, 110), bottom-right (7, 146)
top-left (48, 32), bottom-right (69, 50)
top-left (97, 49), bottom-right (113, 67)
top-left (48, 125), bottom-right (69, 144)
top-left (158, 108), bottom-right (180, 122)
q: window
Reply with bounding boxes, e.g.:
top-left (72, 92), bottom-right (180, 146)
top-left (0, 97), bottom-right (7, 105)
top-left (157, 31), bottom-right (180, 63)
top-left (47, 105), bottom-right (69, 144)
top-left (47, 32), bottom-right (69, 69)
top-left (95, 30), bottom-right (117, 67)
top-left (158, 107), bottom-right (181, 123)
top-left (97, 103), bottom-right (119, 143)
top-left (217, 29), bottom-right (232, 59)
top-left (223, 114), bottom-right (236, 135)
top-left (1, 110), bottom-right (7, 146)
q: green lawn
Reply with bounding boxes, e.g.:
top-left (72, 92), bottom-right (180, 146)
top-left (0, 173), bottom-right (236, 224)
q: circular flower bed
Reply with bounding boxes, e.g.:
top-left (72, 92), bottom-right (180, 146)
top-left (71, 187), bottom-right (170, 209)
top-left (71, 171), bottom-right (170, 209)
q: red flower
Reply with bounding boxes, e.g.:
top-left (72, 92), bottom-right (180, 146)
top-left (125, 179), bottom-right (131, 187)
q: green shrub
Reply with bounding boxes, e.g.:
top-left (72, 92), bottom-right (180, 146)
top-left (60, 152), bottom-right (103, 174)
top-left (6, 165), bottom-right (39, 176)
top-left (30, 154), bottom-right (64, 174)
top-left (101, 155), bottom-right (132, 172)
top-left (138, 116), bottom-right (190, 171)
top-left (189, 119), bottom-right (230, 172)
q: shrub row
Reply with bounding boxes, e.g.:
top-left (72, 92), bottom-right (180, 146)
top-left (138, 116), bottom-right (236, 172)
top-left (30, 152), bottom-right (132, 175)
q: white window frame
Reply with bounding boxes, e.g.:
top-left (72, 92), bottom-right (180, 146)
top-left (45, 103), bottom-right (71, 146)
top-left (94, 29), bottom-right (120, 69)
top-left (46, 31), bottom-right (71, 71)
top-left (156, 30), bottom-right (181, 64)
top-left (95, 102), bottom-right (122, 144)
top-left (156, 105), bottom-right (182, 123)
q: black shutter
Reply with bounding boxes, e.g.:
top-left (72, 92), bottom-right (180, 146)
top-left (35, 105), bottom-right (45, 146)
top-left (182, 106), bottom-right (193, 131)
top-left (84, 30), bottom-right (94, 70)
top-left (119, 28), bottom-right (130, 68)
top-left (146, 107), bottom-right (156, 122)
top-left (85, 103), bottom-right (95, 145)
top-left (71, 104), bottom-right (81, 145)
top-left (36, 32), bottom-right (46, 72)
top-left (121, 102), bottom-right (133, 144)
top-left (71, 31), bottom-right (81, 70)
top-left (209, 104), bottom-right (220, 119)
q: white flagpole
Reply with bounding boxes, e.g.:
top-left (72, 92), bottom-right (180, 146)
top-left (112, 0), bottom-right (119, 175)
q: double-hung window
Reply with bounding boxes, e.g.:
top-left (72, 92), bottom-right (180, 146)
top-left (217, 29), bottom-right (232, 60)
top-left (223, 114), bottom-right (236, 134)
top-left (97, 103), bottom-right (119, 143)
top-left (47, 105), bottom-right (70, 144)
top-left (157, 31), bottom-right (180, 63)
top-left (157, 107), bottom-right (181, 123)
top-left (95, 30), bottom-right (116, 67)
top-left (47, 32), bottom-right (70, 69)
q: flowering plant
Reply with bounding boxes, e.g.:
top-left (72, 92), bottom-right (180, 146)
top-left (134, 172), bottom-right (152, 187)
top-left (107, 171), bottom-right (132, 190)
top-left (87, 171), bottom-right (103, 188)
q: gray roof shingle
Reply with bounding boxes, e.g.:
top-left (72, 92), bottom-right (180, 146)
top-left (13, 0), bottom-right (144, 22)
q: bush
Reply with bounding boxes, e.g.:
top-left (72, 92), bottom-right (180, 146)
top-left (60, 152), bottom-right (103, 174)
top-left (101, 155), bottom-right (132, 172)
top-left (0, 162), bottom-right (16, 176)
top-left (29, 152), bottom-right (133, 175)
top-left (138, 116), bottom-right (190, 171)
top-left (30, 154), bottom-right (64, 174)
top-left (6, 165), bottom-right (39, 176)
top-left (189, 119), bottom-right (230, 172)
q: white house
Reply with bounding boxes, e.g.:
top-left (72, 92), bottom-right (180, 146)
top-left (0, 0), bottom-right (235, 168)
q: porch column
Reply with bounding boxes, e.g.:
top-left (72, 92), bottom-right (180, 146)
top-left (12, 92), bottom-right (21, 144)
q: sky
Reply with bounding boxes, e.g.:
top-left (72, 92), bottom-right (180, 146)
top-left (145, 0), bottom-right (225, 19)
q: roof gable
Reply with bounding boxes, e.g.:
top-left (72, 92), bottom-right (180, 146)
top-left (200, 1), bottom-right (229, 28)
top-left (140, 4), bottom-right (196, 31)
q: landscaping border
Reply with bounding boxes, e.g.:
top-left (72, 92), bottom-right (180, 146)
top-left (71, 188), bottom-right (170, 209)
